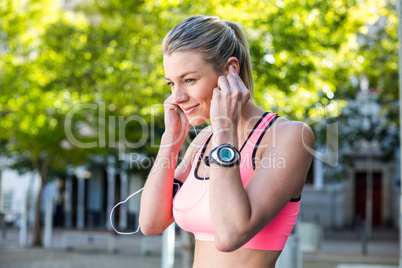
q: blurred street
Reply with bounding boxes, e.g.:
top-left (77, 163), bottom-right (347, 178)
top-left (0, 228), bottom-right (399, 268)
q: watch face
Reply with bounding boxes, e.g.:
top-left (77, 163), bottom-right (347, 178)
top-left (219, 148), bottom-right (234, 162)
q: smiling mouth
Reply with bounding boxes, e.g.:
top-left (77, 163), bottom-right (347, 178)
top-left (182, 104), bottom-right (199, 115)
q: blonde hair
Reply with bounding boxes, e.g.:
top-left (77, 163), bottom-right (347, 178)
top-left (162, 15), bottom-right (254, 94)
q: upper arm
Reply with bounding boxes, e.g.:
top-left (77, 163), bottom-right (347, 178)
top-left (245, 120), bottom-right (314, 231)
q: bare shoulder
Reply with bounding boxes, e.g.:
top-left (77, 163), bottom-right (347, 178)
top-left (274, 117), bottom-right (315, 150)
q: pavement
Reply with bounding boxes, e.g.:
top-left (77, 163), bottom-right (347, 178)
top-left (0, 227), bottom-right (399, 268)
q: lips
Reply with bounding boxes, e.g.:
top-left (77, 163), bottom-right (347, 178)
top-left (182, 104), bottom-right (199, 115)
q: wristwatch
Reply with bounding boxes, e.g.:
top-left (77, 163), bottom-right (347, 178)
top-left (208, 144), bottom-right (240, 167)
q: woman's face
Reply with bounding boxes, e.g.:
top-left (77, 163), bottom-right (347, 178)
top-left (163, 50), bottom-right (221, 126)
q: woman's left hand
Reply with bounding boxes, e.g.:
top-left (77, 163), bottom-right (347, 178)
top-left (210, 66), bottom-right (250, 135)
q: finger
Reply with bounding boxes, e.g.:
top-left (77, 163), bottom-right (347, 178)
top-left (228, 66), bottom-right (245, 86)
top-left (229, 67), bottom-right (246, 91)
top-left (227, 72), bottom-right (247, 104)
top-left (229, 67), bottom-right (250, 102)
top-left (164, 94), bottom-right (174, 103)
top-left (228, 73), bottom-right (250, 106)
top-left (226, 73), bottom-right (240, 94)
top-left (217, 75), bottom-right (231, 93)
top-left (229, 65), bottom-right (240, 78)
top-left (164, 95), bottom-right (178, 109)
top-left (212, 87), bottom-right (221, 98)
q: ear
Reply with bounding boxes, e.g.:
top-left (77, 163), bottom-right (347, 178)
top-left (225, 57), bottom-right (240, 75)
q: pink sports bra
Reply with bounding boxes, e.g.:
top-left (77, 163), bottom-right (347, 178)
top-left (173, 112), bottom-right (301, 251)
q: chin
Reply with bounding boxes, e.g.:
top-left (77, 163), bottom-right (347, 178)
top-left (188, 111), bottom-right (210, 126)
top-left (189, 117), bottom-right (208, 126)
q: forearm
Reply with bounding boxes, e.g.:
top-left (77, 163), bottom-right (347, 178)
top-left (209, 132), bottom-right (253, 250)
top-left (139, 133), bottom-right (184, 234)
top-left (210, 166), bottom-right (252, 249)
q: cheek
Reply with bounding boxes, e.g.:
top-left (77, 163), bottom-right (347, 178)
top-left (200, 90), bottom-right (213, 107)
top-left (196, 83), bottom-right (214, 103)
top-left (193, 76), bottom-right (218, 105)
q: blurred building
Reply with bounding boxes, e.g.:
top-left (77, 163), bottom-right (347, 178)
top-left (0, 170), bottom-right (40, 227)
top-left (300, 89), bottom-right (399, 230)
top-left (0, 156), bottom-right (144, 232)
top-left (59, 157), bottom-right (144, 231)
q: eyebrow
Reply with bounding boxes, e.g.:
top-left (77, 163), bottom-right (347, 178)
top-left (164, 71), bottom-right (198, 80)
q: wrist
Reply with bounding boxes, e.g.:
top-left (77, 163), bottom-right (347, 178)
top-left (160, 132), bottom-right (186, 150)
top-left (212, 131), bottom-right (238, 149)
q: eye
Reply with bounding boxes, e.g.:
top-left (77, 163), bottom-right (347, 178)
top-left (184, 79), bottom-right (195, 84)
top-left (167, 82), bottom-right (174, 87)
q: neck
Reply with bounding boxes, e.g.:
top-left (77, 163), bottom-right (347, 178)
top-left (237, 100), bottom-right (266, 142)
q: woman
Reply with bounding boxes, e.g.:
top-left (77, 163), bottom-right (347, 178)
top-left (139, 15), bottom-right (314, 267)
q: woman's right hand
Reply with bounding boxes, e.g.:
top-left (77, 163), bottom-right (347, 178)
top-left (163, 95), bottom-right (191, 137)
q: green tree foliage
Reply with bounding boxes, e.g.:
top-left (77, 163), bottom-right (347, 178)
top-left (0, 0), bottom-right (101, 246)
top-left (312, 0), bottom-right (399, 181)
top-left (358, 0), bottom-right (399, 153)
top-left (358, 1), bottom-right (398, 102)
top-left (0, 0), bottom-right (395, 246)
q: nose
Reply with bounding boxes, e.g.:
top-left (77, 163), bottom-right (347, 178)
top-left (172, 85), bottom-right (189, 105)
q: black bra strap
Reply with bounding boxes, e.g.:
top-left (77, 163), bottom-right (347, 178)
top-left (173, 179), bottom-right (183, 197)
top-left (290, 196), bottom-right (301, 202)
top-left (252, 115), bottom-right (280, 170)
